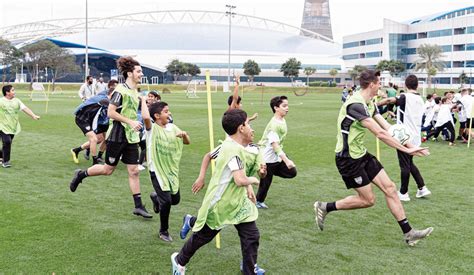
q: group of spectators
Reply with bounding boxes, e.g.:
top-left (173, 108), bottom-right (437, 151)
top-left (78, 75), bottom-right (108, 101)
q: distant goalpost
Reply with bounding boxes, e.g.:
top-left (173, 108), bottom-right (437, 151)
top-left (187, 80), bottom-right (218, 98)
top-left (30, 83), bottom-right (49, 101)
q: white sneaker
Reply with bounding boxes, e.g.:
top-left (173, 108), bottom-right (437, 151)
top-left (398, 191), bottom-right (410, 202)
top-left (416, 186), bottom-right (432, 198)
top-left (138, 164), bottom-right (146, 171)
top-left (171, 252), bottom-right (186, 275)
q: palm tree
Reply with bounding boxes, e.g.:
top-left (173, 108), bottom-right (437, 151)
top-left (303, 67), bottom-right (316, 86)
top-left (329, 68), bottom-right (338, 85)
top-left (414, 44), bottom-right (445, 88)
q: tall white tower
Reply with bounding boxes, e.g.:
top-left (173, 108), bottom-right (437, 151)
top-left (300, 0), bottom-right (333, 39)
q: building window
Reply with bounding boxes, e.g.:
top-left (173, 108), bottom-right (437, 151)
top-left (441, 45), bottom-right (452, 52)
top-left (428, 29), bottom-right (452, 38)
top-left (454, 27), bottom-right (466, 35)
top-left (418, 32), bottom-right (428, 39)
top-left (402, 33), bottom-right (417, 41)
top-left (401, 48), bottom-right (417, 55)
top-left (467, 26), bottom-right (474, 34)
top-left (466, 60), bottom-right (474, 67)
top-left (342, 54), bottom-right (359, 60)
top-left (453, 61), bottom-right (465, 68)
top-left (343, 41), bottom-right (359, 48)
top-left (359, 53), bottom-right (366, 59)
top-left (365, 38), bottom-right (383, 45)
top-left (453, 44), bottom-right (466, 51)
top-left (466, 44), bottom-right (474, 51)
top-left (365, 51), bottom-right (382, 58)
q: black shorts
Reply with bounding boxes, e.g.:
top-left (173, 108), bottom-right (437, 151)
top-left (335, 153), bottom-right (384, 189)
top-left (466, 118), bottom-right (472, 129)
top-left (75, 117), bottom-right (109, 135)
top-left (105, 141), bottom-right (139, 166)
top-left (460, 121), bottom-right (467, 128)
top-left (75, 117), bottom-right (93, 135)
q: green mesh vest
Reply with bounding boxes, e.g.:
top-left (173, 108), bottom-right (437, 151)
top-left (115, 84), bottom-right (140, 144)
top-left (335, 91), bottom-right (376, 159)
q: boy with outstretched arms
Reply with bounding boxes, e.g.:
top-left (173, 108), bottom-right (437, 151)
top-left (141, 98), bottom-right (190, 242)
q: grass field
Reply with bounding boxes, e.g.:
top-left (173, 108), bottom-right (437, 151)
top-left (0, 87), bottom-right (473, 274)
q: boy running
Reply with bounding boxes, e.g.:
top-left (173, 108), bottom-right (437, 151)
top-left (255, 96), bottom-right (297, 209)
top-left (171, 109), bottom-right (266, 275)
top-left (69, 56), bottom-right (152, 219)
top-left (0, 85), bottom-right (40, 168)
top-left (314, 70), bottom-right (433, 246)
top-left (141, 99), bottom-right (190, 242)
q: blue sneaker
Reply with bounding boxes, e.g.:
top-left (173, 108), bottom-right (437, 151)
top-left (240, 261), bottom-right (265, 274)
top-left (180, 214), bottom-right (192, 240)
top-left (256, 201), bottom-right (269, 209)
top-left (171, 252), bottom-right (186, 275)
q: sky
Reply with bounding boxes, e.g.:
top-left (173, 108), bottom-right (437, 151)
top-left (1, 0), bottom-right (473, 43)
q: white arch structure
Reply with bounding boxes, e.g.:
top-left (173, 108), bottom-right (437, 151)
top-left (0, 10), bottom-right (336, 47)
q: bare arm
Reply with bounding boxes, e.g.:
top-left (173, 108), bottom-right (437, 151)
top-left (248, 113), bottom-right (258, 121)
top-left (21, 107), bottom-right (40, 120)
top-left (192, 153), bottom-right (212, 194)
top-left (141, 97), bottom-right (153, 130)
top-left (229, 75), bottom-right (240, 110)
top-left (233, 169), bottom-right (259, 186)
top-left (361, 117), bottom-right (427, 156)
top-left (108, 104), bottom-right (142, 131)
top-left (373, 113), bottom-right (392, 131)
top-left (271, 141), bottom-right (295, 169)
top-left (376, 97), bottom-right (396, 106)
top-left (176, 131), bottom-right (191, 144)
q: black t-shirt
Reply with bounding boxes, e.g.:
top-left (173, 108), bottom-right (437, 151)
top-left (347, 102), bottom-right (377, 121)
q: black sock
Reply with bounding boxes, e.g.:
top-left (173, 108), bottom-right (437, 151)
top-left (78, 170), bottom-right (88, 181)
top-left (133, 193), bottom-right (143, 208)
top-left (398, 218), bottom-right (412, 234)
top-left (73, 147), bottom-right (83, 154)
top-left (326, 202), bottom-right (337, 213)
top-left (92, 156), bottom-right (99, 165)
top-left (98, 151), bottom-right (103, 158)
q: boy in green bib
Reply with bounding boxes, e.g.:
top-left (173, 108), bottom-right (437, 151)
top-left (141, 99), bottom-right (190, 242)
top-left (0, 85), bottom-right (40, 168)
top-left (69, 56), bottom-right (152, 219)
top-left (171, 109), bottom-right (266, 275)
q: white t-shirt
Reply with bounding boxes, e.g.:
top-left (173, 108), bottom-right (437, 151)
top-left (78, 83), bottom-right (96, 100)
top-left (460, 94), bottom-right (473, 119)
top-left (435, 104), bottom-right (454, 127)
top-left (396, 92), bottom-right (424, 147)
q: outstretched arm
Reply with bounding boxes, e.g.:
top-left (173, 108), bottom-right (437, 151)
top-left (21, 106), bottom-right (40, 120)
top-left (229, 75), bottom-right (240, 109)
top-left (141, 96), bottom-right (153, 130)
top-left (376, 97), bottom-right (396, 107)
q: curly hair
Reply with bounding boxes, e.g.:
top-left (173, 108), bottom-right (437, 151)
top-left (116, 56), bottom-right (140, 79)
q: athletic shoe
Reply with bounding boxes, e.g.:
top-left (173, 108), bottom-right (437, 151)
top-left (256, 201), bottom-right (269, 209)
top-left (69, 169), bottom-right (83, 192)
top-left (456, 136), bottom-right (463, 141)
top-left (150, 192), bottom-right (160, 213)
top-left (416, 186), bottom-right (432, 198)
top-left (314, 201), bottom-right (327, 231)
top-left (398, 191), bottom-right (410, 202)
top-left (138, 164), bottom-right (146, 171)
top-left (180, 214), bottom-right (193, 239)
top-left (84, 149), bottom-right (90, 160)
top-left (240, 261), bottom-right (266, 274)
top-left (171, 252), bottom-right (186, 275)
top-left (159, 231), bottom-right (173, 242)
top-left (431, 137), bottom-right (438, 142)
top-left (2, 161), bottom-right (11, 168)
top-left (70, 149), bottom-right (79, 164)
top-left (133, 206), bottom-right (153, 219)
top-left (404, 227), bottom-right (433, 246)
top-left (96, 157), bottom-right (104, 164)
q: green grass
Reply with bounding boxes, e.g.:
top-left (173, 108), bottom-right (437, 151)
top-left (0, 88), bottom-right (473, 274)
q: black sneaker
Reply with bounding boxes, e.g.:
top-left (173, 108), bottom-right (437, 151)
top-left (2, 161), bottom-right (11, 168)
top-left (456, 136), bottom-right (463, 141)
top-left (92, 156), bottom-right (104, 165)
top-left (70, 169), bottom-right (83, 192)
top-left (96, 157), bottom-right (104, 164)
top-left (159, 231), bottom-right (173, 242)
top-left (150, 192), bottom-right (160, 213)
top-left (133, 206), bottom-right (153, 219)
top-left (84, 149), bottom-right (90, 160)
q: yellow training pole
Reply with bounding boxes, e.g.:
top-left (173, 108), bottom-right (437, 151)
top-left (205, 71), bottom-right (220, 249)
top-left (45, 82), bottom-right (51, 114)
top-left (374, 97), bottom-right (381, 160)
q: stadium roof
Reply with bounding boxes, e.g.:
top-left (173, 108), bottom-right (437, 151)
top-left (404, 6), bottom-right (474, 25)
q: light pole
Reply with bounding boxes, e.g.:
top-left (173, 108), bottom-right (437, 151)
top-left (225, 4), bottom-right (236, 90)
top-left (36, 63), bottom-right (39, 83)
top-left (85, 0), bottom-right (89, 80)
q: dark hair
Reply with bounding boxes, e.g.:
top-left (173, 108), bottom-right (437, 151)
top-left (405, 75), bottom-right (418, 90)
top-left (148, 91), bottom-right (161, 100)
top-left (434, 97), bottom-right (441, 104)
top-left (270, 95), bottom-right (288, 113)
top-left (393, 84), bottom-right (398, 90)
top-left (222, 109), bottom-right (247, 135)
top-left (227, 95), bottom-right (242, 106)
top-left (86, 75), bottom-right (93, 81)
top-left (389, 82), bottom-right (393, 87)
top-left (117, 56), bottom-right (140, 80)
top-left (2, 85), bottom-right (13, 96)
top-left (359, 70), bottom-right (380, 89)
top-left (441, 97), bottom-right (449, 104)
top-left (443, 91), bottom-right (449, 96)
top-left (107, 79), bottom-right (119, 88)
top-left (426, 94), bottom-right (433, 100)
top-left (149, 101), bottom-right (168, 120)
